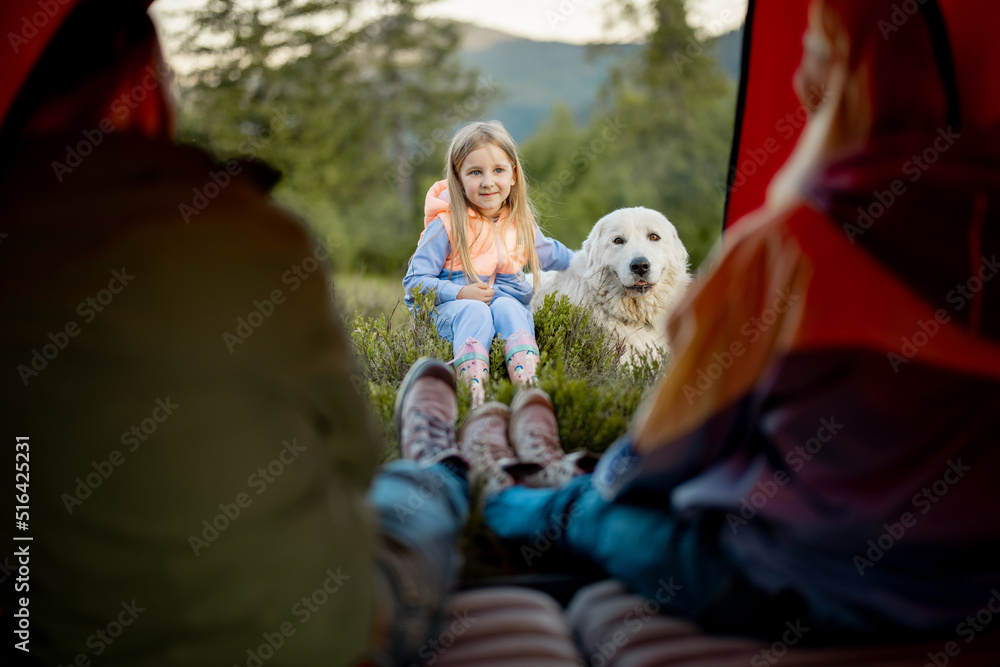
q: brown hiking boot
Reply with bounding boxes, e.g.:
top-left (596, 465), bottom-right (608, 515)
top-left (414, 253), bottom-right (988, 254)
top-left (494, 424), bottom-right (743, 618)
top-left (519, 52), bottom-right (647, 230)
top-left (394, 357), bottom-right (466, 468)
top-left (509, 388), bottom-right (599, 487)
top-left (458, 402), bottom-right (540, 496)
top-left (509, 389), bottom-right (563, 466)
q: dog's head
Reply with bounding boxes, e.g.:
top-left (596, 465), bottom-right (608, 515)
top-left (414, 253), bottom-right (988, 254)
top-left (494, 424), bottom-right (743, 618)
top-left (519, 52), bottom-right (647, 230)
top-left (581, 207), bottom-right (690, 324)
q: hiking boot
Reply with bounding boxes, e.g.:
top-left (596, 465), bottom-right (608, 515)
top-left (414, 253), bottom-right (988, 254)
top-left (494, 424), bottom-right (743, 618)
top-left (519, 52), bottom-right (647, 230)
top-left (458, 402), bottom-right (540, 496)
top-left (394, 357), bottom-right (466, 468)
top-left (510, 388), bottom-right (599, 487)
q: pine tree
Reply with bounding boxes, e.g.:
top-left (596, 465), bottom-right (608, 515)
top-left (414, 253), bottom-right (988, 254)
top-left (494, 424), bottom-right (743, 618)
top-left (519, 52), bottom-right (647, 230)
top-left (168, 0), bottom-right (484, 272)
top-left (522, 0), bottom-right (736, 269)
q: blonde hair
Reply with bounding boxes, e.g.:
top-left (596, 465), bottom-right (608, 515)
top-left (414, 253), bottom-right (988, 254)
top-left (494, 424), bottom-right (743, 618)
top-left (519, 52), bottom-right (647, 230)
top-left (444, 120), bottom-right (542, 286)
top-left (768, 0), bottom-right (945, 208)
top-left (767, 1), bottom-right (854, 208)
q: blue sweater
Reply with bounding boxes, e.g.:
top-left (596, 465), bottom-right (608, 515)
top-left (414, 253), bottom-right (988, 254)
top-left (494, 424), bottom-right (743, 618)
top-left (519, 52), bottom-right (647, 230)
top-left (402, 218), bottom-right (574, 307)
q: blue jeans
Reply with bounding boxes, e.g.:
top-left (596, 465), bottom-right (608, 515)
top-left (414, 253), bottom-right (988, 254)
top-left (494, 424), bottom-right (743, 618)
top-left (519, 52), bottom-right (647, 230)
top-left (368, 461), bottom-right (469, 665)
top-left (483, 475), bottom-right (758, 629)
top-left (370, 464), bottom-right (796, 659)
top-left (432, 296), bottom-right (534, 357)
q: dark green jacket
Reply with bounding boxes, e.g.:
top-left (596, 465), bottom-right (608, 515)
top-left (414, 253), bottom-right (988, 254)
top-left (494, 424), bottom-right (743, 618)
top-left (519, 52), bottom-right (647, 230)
top-left (1, 134), bottom-right (380, 666)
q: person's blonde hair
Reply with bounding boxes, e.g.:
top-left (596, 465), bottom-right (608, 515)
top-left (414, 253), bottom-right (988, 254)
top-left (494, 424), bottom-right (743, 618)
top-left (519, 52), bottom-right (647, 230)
top-left (767, 1), bottom-right (853, 208)
top-left (768, 0), bottom-right (945, 208)
top-left (444, 120), bottom-right (541, 286)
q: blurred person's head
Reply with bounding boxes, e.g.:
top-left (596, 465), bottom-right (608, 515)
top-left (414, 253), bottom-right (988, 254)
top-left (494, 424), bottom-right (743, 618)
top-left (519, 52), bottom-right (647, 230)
top-left (1, 0), bottom-right (174, 157)
top-left (768, 0), bottom-right (954, 207)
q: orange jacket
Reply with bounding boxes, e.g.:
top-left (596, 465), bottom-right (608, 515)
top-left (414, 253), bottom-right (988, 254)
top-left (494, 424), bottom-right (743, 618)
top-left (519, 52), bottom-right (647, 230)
top-left (421, 179), bottom-right (530, 277)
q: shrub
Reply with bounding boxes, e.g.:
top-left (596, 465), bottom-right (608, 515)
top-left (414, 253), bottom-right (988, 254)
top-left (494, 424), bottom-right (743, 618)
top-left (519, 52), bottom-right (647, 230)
top-left (346, 288), bottom-right (669, 579)
top-left (346, 289), bottom-right (453, 451)
top-left (346, 289), bottom-right (666, 455)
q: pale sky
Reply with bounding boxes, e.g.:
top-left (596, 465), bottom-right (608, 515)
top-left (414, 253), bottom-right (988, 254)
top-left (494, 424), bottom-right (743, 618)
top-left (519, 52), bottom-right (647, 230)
top-left (422, 0), bottom-right (632, 44)
top-left (151, 0), bottom-right (748, 56)
top-left (421, 0), bottom-right (747, 42)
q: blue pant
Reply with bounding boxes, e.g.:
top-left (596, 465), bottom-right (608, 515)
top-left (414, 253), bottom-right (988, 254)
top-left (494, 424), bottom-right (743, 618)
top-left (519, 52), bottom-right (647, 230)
top-left (370, 466), bottom-right (796, 654)
top-left (483, 475), bottom-right (751, 627)
top-left (432, 296), bottom-right (534, 356)
top-left (369, 461), bottom-right (469, 664)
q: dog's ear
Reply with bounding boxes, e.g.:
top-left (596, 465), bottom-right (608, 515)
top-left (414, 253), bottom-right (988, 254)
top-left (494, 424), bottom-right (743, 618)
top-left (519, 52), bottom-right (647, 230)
top-left (580, 235), bottom-right (593, 265)
top-left (580, 223), bottom-right (606, 276)
top-left (581, 235), bottom-right (603, 281)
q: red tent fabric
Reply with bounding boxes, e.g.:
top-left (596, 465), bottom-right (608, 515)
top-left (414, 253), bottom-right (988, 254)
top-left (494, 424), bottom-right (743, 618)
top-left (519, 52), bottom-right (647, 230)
top-left (1, 0), bottom-right (170, 142)
top-left (724, 0), bottom-right (1000, 230)
top-left (0, 0), bottom-right (83, 126)
top-left (937, 0), bottom-right (1000, 129)
top-left (723, 0), bottom-right (809, 228)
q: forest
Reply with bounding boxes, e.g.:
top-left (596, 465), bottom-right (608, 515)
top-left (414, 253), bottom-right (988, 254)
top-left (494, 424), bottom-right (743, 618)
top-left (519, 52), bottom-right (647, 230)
top-left (165, 0), bottom-right (738, 277)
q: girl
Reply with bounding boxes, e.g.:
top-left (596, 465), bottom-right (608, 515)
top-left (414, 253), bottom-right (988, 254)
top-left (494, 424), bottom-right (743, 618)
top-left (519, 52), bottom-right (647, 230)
top-left (403, 121), bottom-right (573, 406)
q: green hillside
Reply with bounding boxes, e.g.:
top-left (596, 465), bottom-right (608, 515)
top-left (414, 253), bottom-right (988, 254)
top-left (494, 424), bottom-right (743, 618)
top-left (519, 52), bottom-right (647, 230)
top-left (458, 34), bottom-right (640, 140)
top-left (458, 25), bottom-right (742, 141)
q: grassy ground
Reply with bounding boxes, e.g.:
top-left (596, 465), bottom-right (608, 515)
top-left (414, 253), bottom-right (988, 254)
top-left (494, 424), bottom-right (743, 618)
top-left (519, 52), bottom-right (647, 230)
top-left (333, 271), bottom-right (410, 328)
top-left (333, 271), bottom-right (666, 579)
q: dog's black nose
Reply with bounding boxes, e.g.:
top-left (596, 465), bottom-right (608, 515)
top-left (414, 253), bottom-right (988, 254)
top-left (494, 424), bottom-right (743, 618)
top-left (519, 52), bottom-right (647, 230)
top-left (630, 257), bottom-right (650, 277)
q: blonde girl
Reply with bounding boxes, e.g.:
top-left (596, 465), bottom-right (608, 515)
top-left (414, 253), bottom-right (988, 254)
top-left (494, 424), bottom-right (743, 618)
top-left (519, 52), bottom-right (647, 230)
top-left (403, 120), bottom-right (573, 406)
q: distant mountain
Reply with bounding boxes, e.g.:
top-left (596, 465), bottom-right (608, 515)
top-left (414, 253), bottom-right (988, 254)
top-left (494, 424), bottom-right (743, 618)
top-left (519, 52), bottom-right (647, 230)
top-left (710, 27), bottom-right (744, 80)
top-left (459, 25), bottom-right (524, 52)
top-left (456, 23), bottom-right (743, 141)
top-left (457, 29), bottom-right (640, 141)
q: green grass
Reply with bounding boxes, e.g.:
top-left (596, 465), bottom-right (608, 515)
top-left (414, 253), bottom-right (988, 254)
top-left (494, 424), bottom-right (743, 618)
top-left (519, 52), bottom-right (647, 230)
top-left (338, 276), bottom-right (665, 456)
top-left (333, 271), bottom-right (410, 328)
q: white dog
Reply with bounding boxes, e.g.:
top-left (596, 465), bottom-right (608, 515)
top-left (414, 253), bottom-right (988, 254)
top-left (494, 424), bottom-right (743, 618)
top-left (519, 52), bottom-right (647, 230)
top-left (531, 207), bottom-right (691, 364)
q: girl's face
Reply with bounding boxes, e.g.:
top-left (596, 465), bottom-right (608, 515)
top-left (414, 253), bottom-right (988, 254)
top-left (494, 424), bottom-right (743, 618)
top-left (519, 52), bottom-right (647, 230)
top-left (457, 143), bottom-right (515, 219)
